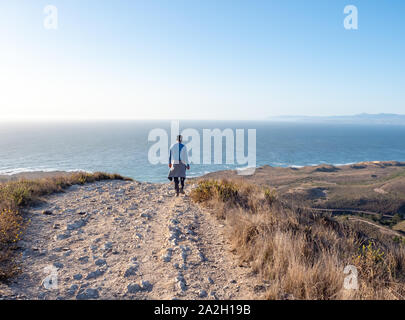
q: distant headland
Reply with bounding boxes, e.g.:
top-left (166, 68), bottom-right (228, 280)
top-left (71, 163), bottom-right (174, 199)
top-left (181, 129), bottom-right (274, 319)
top-left (268, 113), bottom-right (405, 125)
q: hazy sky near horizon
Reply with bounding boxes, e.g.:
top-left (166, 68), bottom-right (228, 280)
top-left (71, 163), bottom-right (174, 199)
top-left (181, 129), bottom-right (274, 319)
top-left (1, 0), bottom-right (404, 120)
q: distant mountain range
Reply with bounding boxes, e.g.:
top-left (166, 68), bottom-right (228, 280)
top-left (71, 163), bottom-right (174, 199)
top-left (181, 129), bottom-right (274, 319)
top-left (268, 113), bottom-right (405, 125)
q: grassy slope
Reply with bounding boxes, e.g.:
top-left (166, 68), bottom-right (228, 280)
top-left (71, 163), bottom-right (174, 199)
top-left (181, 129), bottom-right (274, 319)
top-left (0, 172), bottom-right (132, 281)
top-left (201, 161), bottom-right (405, 227)
top-left (393, 221), bottom-right (405, 233)
top-left (191, 179), bottom-right (405, 300)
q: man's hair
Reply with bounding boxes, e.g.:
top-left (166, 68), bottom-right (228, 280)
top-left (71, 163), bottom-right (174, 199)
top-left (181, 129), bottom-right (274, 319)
top-left (177, 135), bottom-right (182, 142)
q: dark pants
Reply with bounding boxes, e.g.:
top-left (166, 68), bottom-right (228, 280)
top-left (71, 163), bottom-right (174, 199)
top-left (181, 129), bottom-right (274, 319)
top-left (174, 177), bottom-right (185, 192)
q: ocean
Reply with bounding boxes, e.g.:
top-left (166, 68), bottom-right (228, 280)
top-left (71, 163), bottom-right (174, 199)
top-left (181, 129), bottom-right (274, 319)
top-left (1, 120), bottom-right (405, 183)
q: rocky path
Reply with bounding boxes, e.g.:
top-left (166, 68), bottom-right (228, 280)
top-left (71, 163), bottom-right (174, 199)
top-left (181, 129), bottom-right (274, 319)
top-left (0, 180), bottom-right (261, 300)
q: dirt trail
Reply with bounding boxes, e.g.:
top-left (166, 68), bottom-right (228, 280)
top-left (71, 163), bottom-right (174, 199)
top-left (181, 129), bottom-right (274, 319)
top-left (347, 217), bottom-right (402, 237)
top-left (0, 180), bottom-right (261, 300)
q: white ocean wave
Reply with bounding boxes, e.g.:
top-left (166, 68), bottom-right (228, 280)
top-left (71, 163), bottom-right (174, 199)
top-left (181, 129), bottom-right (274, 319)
top-left (333, 162), bottom-right (356, 166)
top-left (0, 167), bottom-right (91, 175)
top-left (287, 162), bottom-right (360, 169)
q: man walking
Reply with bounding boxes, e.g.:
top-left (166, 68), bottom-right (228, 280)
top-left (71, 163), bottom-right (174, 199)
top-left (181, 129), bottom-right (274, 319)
top-left (168, 135), bottom-right (190, 196)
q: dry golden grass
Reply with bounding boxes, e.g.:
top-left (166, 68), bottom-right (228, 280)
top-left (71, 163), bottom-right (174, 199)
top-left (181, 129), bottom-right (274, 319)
top-left (191, 179), bottom-right (405, 300)
top-left (393, 221), bottom-right (405, 233)
top-left (201, 161), bottom-right (405, 218)
top-left (0, 171), bottom-right (131, 281)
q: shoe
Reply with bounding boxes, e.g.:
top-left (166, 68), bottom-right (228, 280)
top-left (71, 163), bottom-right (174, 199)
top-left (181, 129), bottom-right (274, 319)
top-left (180, 188), bottom-right (185, 194)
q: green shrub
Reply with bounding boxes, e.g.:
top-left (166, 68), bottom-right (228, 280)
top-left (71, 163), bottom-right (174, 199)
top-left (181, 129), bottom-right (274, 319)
top-left (393, 213), bottom-right (402, 224)
top-left (191, 180), bottom-right (240, 204)
top-left (264, 188), bottom-right (277, 206)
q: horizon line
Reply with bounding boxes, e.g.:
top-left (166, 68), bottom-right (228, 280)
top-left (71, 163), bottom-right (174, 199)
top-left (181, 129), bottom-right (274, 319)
top-left (2, 113), bottom-right (405, 122)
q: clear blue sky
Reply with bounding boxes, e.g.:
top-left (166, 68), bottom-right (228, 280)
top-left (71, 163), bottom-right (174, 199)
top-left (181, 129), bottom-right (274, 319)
top-left (1, 0), bottom-right (404, 120)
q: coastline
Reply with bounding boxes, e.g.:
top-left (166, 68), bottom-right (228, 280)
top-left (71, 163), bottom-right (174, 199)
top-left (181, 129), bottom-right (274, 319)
top-left (2, 160), bottom-right (404, 183)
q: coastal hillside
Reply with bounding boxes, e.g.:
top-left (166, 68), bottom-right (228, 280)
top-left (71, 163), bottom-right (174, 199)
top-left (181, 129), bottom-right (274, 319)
top-left (203, 161), bottom-right (405, 231)
top-left (190, 178), bottom-right (405, 299)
